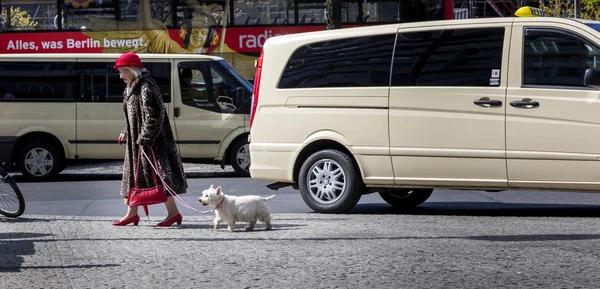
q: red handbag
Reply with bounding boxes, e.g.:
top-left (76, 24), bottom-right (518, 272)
top-left (127, 147), bottom-right (167, 210)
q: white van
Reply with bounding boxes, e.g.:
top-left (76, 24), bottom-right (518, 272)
top-left (0, 53), bottom-right (253, 180)
top-left (249, 15), bottom-right (600, 213)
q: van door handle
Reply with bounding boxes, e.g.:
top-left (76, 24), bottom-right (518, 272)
top-left (174, 107), bottom-right (181, 117)
top-left (510, 101), bottom-right (540, 108)
top-left (474, 99), bottom-right (503, 107)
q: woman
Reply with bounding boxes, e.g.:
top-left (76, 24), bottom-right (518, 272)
top-left (112, 52), bottom-right (188, 227)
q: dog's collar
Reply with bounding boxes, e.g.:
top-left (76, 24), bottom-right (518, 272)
top-left (215, 196), bottom-right (225, 209)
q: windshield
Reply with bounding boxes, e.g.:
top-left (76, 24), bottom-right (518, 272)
top-left (218, 60), bottom-right (253, 92)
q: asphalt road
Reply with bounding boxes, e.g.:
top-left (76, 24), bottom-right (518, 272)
top-left (13, 173), bottom-right (600, 218)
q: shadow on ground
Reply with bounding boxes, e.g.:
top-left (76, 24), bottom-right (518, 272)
top-left (348, 201), bottom-right (600, 217)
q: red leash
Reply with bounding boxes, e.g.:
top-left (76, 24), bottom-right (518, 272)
top-left (141, 148), bottom-right (215, 215)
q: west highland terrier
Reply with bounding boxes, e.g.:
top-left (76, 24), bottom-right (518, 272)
top-left (199, 184), bottom-right (275, 232)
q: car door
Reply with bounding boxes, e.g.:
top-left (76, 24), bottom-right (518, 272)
top-left (172, 60), bottom-right (247, 159)
top-left (388, 23), bottom-right (511, 189)
top-left (506, 20), bottom-right (600, 191)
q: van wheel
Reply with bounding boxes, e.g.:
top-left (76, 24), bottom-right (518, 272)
top-left (17, 142), bottom-right (62, 181)
top-left (230, 138), bottom-right (250, 177)
top-left (299, 149), bottom-right (364, 214)
top-left (379, 189), bottom-right (433, 209)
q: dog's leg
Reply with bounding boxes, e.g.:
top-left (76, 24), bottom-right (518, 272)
top-left (227, 221), bottom-right (236, 232)
top-left (213, 217), bottom-right (221, 231)
top-left (245, 219), bottom-right (257, 231)
top-left (260, 211), bottom-right (273, 230)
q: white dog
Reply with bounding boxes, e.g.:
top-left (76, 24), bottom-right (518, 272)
top-left (198, 184), bottom-right (275, 232)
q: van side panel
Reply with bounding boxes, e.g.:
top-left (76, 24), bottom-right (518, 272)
top-left (3, 103), bottom-right (76, 158)
top-left (250, 91), bottom-right (392, 184)
top-left (506, 19), bottom-right (600, 191)
top-left (388, 23), bottom-right (512, 189)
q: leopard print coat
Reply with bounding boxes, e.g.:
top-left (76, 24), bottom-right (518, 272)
top-left (119, 71), bottom-right (188, 198)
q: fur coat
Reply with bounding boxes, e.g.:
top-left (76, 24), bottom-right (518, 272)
top-left (119, 71), bottom-right (188, 198)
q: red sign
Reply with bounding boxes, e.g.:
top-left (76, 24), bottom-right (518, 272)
top-left (0, 32), bottom-right (105, 53)
top-left (223, 26), bottom-right (325, 53)
top-left (0, 25), bottom-right (366, 55)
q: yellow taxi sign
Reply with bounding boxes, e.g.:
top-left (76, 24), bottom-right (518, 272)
top-left (515, 6), bottom-right (545, 17)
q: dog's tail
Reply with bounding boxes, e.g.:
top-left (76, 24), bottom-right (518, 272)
top-left (263, 195), bottom-right (276, 201)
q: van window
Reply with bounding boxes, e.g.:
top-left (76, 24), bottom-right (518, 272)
top-left (0, 61), bottom-right (78, 101)
top-left (178, 61), bottom-right (249, 113)
top-left (278, 34), bottom-right (396, 88)
top-left (78, 62), bottom-right (172, 103)
top-left (523, 28), bottom-right (600, 87)
top-left (391, 28), bottom-right (505, 86)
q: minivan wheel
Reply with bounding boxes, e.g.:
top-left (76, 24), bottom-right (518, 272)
top-left (379, 189), bottom-right (433, 209)
top-left (17, 142), bottom-right (62, 181)
top-left (298, 149), bottom-right (364, 214)
top-left (230, 138), bottom-right (250, 177)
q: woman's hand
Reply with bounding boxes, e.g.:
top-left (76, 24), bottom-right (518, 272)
top-left (118, 133), bottom-right (126, 145)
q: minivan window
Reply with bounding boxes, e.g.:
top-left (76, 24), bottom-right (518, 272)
top-left (106, 62), bottom-right (172, 103)
top-left (523, 29), bottom-right (600, 87)
top-left (0, 61), bottom-right (78, 101)
top-left (278, 34), bottom-right (397, 88)
top-left (391, 28), bottom-right (505, 86)
top-left (75, 62), bottom-right (172, 103)
top-left (179, 61), bottom-right (249, 113)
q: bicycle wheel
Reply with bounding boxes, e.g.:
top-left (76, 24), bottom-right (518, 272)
top-left (0, 167), bottom-right (25, 218)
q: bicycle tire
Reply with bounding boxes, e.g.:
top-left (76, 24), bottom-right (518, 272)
top-left (0, 167), bottom-right (25, 218)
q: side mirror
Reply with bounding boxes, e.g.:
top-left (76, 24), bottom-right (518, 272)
top-left (584, 67), bottom-right (600, 89)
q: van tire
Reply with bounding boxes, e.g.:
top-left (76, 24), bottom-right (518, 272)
top-left (230, 138), bottom-right (251, 177)
top-left (17, 142), bottom-right (62, 181)
top-left (379, 189), bottom-right (433, 208)
top-left (298, 149), bottom-right (364, 214)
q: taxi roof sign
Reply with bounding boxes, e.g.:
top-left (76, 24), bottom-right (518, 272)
top-left (515, 6), bottom-right (545, 17)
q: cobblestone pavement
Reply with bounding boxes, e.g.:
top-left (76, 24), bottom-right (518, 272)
top-left (2, 213), bottom-right (600, 288)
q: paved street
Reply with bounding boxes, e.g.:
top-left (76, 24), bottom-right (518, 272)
top-left (4, 162), bottom-right (600, 288)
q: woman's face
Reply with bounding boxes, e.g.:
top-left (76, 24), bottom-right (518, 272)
top-left (119, 68), bottom-right (134, 84)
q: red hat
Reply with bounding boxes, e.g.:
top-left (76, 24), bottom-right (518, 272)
top-left (113, 52), bottom-right (144, 70)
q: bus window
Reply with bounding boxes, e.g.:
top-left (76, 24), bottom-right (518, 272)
top-left (233, 0), bottom-right (294, 25)
top-left (177, 0), bottom-right (226, 27)
top-left (1, 0), bottom-right (59, 31)
top-left (363, 0), bottom-right (445, 23)
top-left (341, 0), bottom-right (360, 23)
top-left (62, 0), bottom-right (118, 30)
top-left (296, 1), bottom-right (325, 24)
top-left (120, 0), bottom-right (174, 27)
